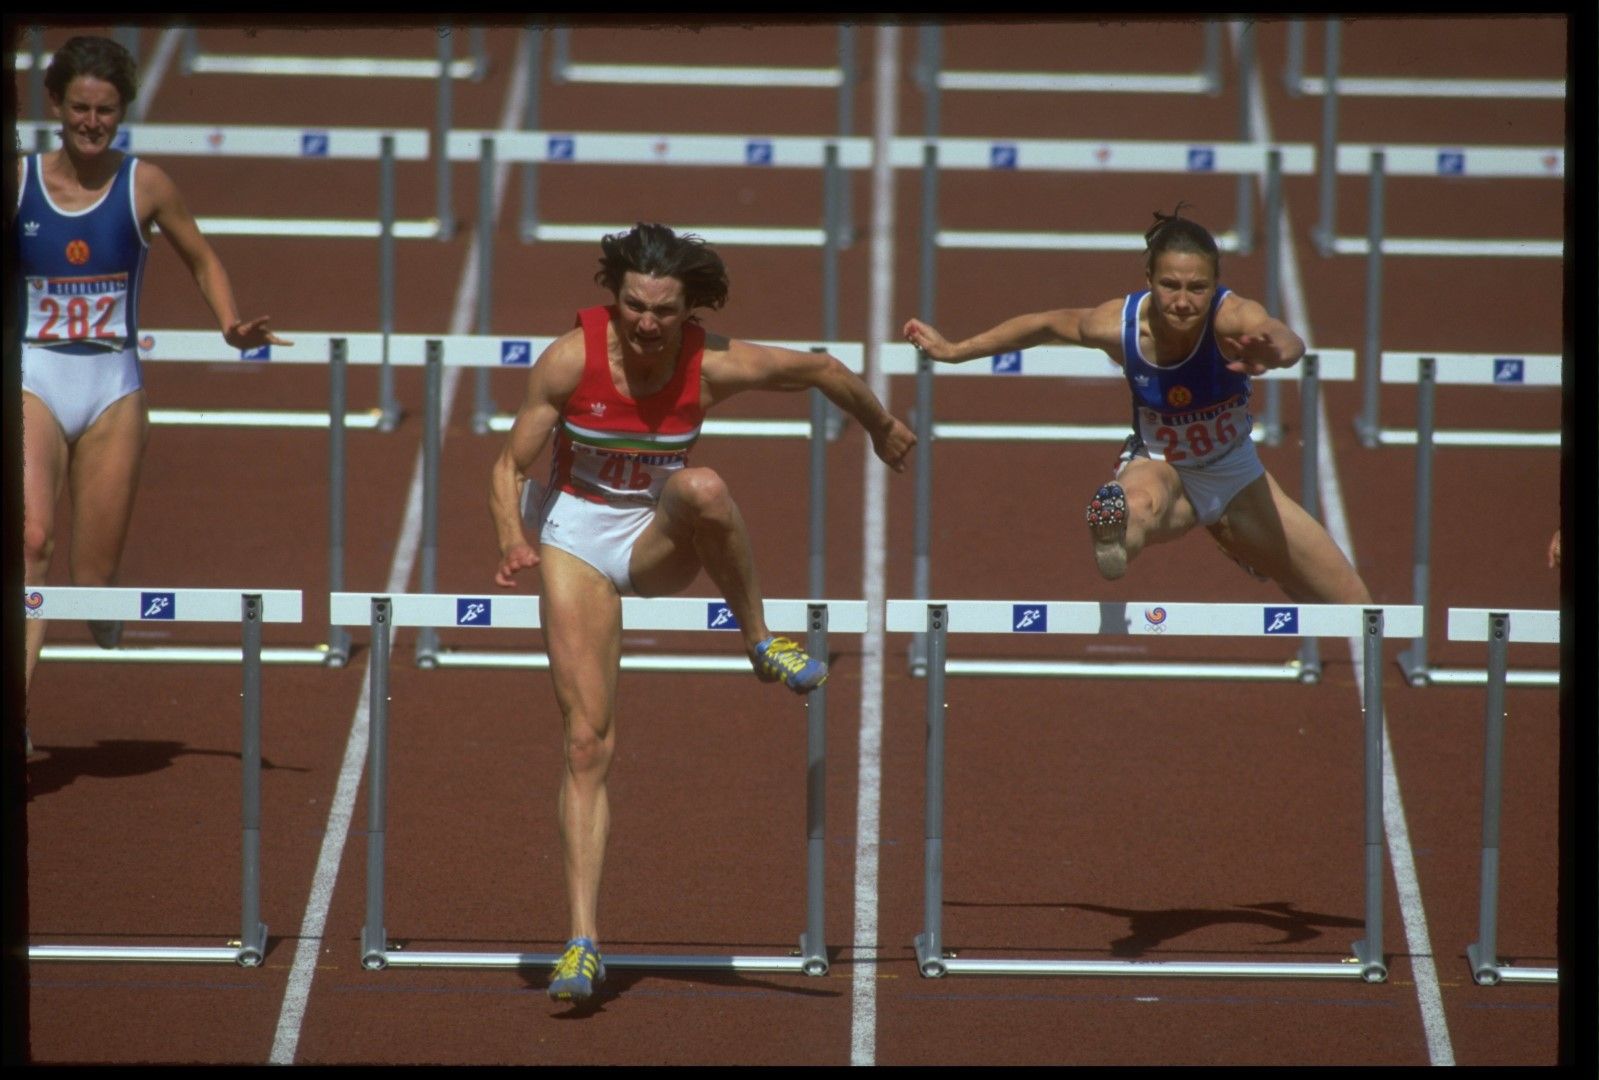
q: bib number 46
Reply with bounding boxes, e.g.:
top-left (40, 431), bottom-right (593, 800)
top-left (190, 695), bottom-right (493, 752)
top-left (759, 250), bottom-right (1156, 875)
top-left (596, 453), bottom-right (653, 491)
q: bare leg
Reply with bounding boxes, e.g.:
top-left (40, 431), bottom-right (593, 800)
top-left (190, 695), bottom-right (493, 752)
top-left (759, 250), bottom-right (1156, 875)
top-left (22, 392), bottom-right (69, 692)
top-left (1206, 472), bottom-right (1372, 604)
top-left (1088, 457), bottom-right (1199, 580)
top-left (629, 467), bottom-right (772, 653)
top-left (66, 390), bottom-right (150, 588)
top-left (539, 547), bottom-right (622, 945)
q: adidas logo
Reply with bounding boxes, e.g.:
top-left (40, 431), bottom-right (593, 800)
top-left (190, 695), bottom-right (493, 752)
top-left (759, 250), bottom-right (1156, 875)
top-left (591, 402), bottom-right (607, 416)
top-left (23, 221), bottom-right (40, 237)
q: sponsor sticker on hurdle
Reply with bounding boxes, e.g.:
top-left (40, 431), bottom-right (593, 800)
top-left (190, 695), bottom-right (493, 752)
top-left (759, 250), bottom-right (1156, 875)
top-left (990, 143), bottom-right (1018, 170)
top-left (1186, 147), bottom-right (1216, 172)
top-left (1493, 358), bottom-right (1525, 384)
top-left (547, 135), bottom-right (575, 161)
top-left (1437, 150), bottom-right (1466, 176)
top-left (1264, 607), bottom-right (1298, 634)
top-left (111, 130), bottom-right (131, 151)
top-left (991, 351), bottom-right (1023, 374)
top-left (501, 340), bottom-right (532, 366)
top-left (1012, 604), bottom-right (1047, 632)
top-left (456, 598), bottom-right (492, 627)
top-left (141, 592), bottom-right (176, 620)
top-left (24, 590), bottom-right (45, 618)
top-left (745, 139), bottom-right (774, 166)
top-left (301, 132), bottom-right (331, 158)
top-left (1143, 606), bottom-right (1168, 632)
top-left (707, 603), bottom-right (740, 630)
top-left (241, 345), bottom-right (271, 361)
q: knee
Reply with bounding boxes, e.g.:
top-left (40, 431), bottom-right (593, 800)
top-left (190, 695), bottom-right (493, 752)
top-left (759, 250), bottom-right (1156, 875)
top-left (564, 720), bottom-right (614, 776)
top-left (670, 468), bottom-right (734, 523)
top-left (22, 518), bottom-right (53, 571)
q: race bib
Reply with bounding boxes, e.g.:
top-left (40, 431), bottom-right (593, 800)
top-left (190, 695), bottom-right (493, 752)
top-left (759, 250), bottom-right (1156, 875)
top-left (25, 273), bottom-right (131, 346)
top-left (569, 443), bottom-right (685, 501)
top-left (1138, 397), bottom-right (1251, 465)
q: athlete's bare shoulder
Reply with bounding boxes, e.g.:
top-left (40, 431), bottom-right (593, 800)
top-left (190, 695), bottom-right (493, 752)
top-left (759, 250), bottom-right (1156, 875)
top-left (1079, 296), bottom-right (1128, 355)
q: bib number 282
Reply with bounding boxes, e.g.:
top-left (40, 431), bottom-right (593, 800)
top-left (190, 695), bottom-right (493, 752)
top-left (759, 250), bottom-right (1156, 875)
top-left (36, 295), bottom-right (119, 342)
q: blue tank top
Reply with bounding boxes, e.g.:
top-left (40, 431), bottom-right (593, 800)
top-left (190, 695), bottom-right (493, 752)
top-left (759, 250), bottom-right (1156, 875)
top-left (16, 153), bottom-right (148, 354)
top-left (1119, 286), bottom-right (1253, 466)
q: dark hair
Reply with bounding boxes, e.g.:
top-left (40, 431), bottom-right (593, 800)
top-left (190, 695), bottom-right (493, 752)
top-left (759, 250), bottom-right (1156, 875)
top-left (595, 223), bottom-right (729, 312)
top-left (45, 36), bottom-right (139, 109)
top-left (1143, 203), bottom-right (1219, 277)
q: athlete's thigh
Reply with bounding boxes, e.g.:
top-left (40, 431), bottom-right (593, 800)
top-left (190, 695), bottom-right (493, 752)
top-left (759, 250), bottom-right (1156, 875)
top-left (1211, 472), bottom-right (1369, 603)
top-left (65, 390), bottom-right (150, 572)
top-left (22, 391), bottom-right (70, 558)
top-left (1119, 456), bottom-right (1198, 542)
top-left (539, 546), bottom-right (626, 731)
top-left (627, 471), bottom-right (712, 598)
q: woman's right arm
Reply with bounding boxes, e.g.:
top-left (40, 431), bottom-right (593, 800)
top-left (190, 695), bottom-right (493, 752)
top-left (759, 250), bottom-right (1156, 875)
top-left (902, 301), bottom-right (1121, 363)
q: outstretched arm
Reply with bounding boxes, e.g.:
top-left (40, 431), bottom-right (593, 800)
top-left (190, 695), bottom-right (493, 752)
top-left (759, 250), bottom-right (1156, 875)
top-left (902, 304), bottom-right (1116, 363)
top-left (1214, 294), bottom-right (1305, 375)
top-left (489, 336), bottom-right (580, 586)
top-left (704, 340), bottom-right (916, 471)
top-left (141, 161), bottom-right (292, 350)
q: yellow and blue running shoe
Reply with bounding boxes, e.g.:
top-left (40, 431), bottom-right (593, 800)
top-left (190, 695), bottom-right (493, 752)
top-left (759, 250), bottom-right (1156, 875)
top-left (751, 636), bottom-right (828, 694)
top-left (549, 937), bottom-right (605, 1002)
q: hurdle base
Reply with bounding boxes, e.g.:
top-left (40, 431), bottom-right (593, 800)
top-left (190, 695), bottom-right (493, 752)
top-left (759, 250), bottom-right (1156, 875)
top-left (1398, 659), bottom-right (1558, 689)
top-left (30, 942), bottom-right (258, 965)
top-left (941, 658), bottom-right (1313, 681)
top-left (797, 932), bottom-right (830, 977)
top-left (914, 932), bottom-right (948, 978)
top-left (40, 643), bottom-right (340, 666)
top-left (366, 948), bottom-right (820, 973)
top-left (924, 956), bottom-right (1375, 979)
top-left (1467, 943), bottom-right (1558, 986)
top-left (1351, 937), bottom-right (1388, 983)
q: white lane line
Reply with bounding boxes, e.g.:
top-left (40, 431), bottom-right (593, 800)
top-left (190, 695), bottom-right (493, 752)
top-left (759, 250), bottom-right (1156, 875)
top-left (130, 29), bottom-right (182, 122)
top-left (850, 24), bottom-right (900, 1070)
top-left (267, 32), bottom-right (531, 1065)
top-left (1233, 21), bottom-right (1455, 1065)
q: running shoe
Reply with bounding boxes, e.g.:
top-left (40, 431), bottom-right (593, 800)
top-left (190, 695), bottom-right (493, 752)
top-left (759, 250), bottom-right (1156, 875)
top-left (751, 635), bottom-right (829, 694)
top-left (549, 937), bottom-right (605, 1003)
top-left (88, 620), bottom-right (123, 649)
top-left (1085, 482), bottom-right (1129, 580)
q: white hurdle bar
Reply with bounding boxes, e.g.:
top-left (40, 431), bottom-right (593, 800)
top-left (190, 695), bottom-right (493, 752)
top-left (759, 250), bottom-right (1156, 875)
top-left (888, 600), bottom-right (1422, 981)
top-left (331, 592), bottom-right (865, 975)
top-left (25, 586), bottom-right (302, 965)
top-left (1375, 352), bottom-right (1561, 448)
top-left (891, 345), bottom-right (1357, 683)
top-left (1389, 357), bottom-right (1562, 689)
top-left (1449, 609), bottom-right (1561, 986)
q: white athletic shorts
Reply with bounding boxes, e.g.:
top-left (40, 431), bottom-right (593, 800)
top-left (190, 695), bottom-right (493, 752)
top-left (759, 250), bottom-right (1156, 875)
top-left (1117, 432), bottom-right (1266, 526)
top-left (534, 485), bottom-right (657, 595)
top-left (22, 343), bottom-right (143, 443)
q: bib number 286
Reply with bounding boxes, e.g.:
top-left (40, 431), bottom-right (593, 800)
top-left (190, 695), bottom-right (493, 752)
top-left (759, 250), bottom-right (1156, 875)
top-left (1155, 411), bottom-right (1238, 463)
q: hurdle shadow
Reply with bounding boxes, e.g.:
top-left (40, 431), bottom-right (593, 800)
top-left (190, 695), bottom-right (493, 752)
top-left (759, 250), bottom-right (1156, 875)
top-left (947, 899), bottom-right (1363, 959)
top-left (26, 739), bottom-right (309, 800)
top-left (510, 942), bottom-right (845, 1018)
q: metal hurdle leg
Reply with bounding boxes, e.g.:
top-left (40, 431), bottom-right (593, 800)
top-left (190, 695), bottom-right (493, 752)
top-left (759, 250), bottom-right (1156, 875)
top-left (1284, 19), bottom-right (1305, 96)
top-left (913, 605), bottom-right (949, 977)
top-left (327, 340), bottom-right (352, 667)
top-left (1465, 613), bottom-right (1559, 985)
top-left (519, 23), bottom-right (544, 243)
top-left (237, 594), bottom-right (269, 965)
top-left (1398, 358), bottom-right (1436, 686)
top-left (378, 135), bottom-right (402, 431)
top-left (1312, 17), bottom-right (1342, 256)
top-left (1201, 20), bottom-right (1223, 94)
top-left (1356, 151), bottom-right (1386, 446)
top-left (473, 136), bottom-right (497, 434)
top-left (1295, 354), bottom-right (1324, 682)
top-left (1233, 21), bottom-right (1256, 255)
top-left (799, 603), bottom-right (831, 975)
top-left (362, 598), bottom-right (393, 968)
top-left (435, 30), bottom-right (456, 242)
top-left (1350, 609), bottom-right (1389, 981)
top-left (908, 133), bottom-right (940, 678)
top-left (416, 343), bottom-right (445, 667)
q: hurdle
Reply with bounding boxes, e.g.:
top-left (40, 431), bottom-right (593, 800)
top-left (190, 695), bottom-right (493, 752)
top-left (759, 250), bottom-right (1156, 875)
top-left (25, 586), bottom-right (301, 965)
top-left (920, 21), bottom-right (1224, 97)
top-left (18, 119), bottom-right (433, 429)
top-left (1285, 17), bottom-right (1564, 100)
top-left (1392, 357), bottom-right (1561, 688)
top-left (405, 341), bottom-right (857, 667)
top-left (1450, 608), bottom-right (1560, 986)
top-left (549, 24), bottom-right (855, 93)
top-left (332, 592), bottom-right (862, 975)
top-left (891, 345), bottom-right (1356, 682)
top-left (888, 599), bottom-right (1423, 981)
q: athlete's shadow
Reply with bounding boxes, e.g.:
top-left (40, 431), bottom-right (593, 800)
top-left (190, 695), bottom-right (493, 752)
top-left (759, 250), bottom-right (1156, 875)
top-left (951, 899), bottom-right (1363, 958)
top-left (27, 739), bottom-right (308, 800)
top-left (522, 945), bottom-right (844, 1018)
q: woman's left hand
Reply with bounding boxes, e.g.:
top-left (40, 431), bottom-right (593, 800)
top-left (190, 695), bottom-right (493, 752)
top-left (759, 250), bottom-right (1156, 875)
top-left (225, 316), bottom-right (293, 350)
